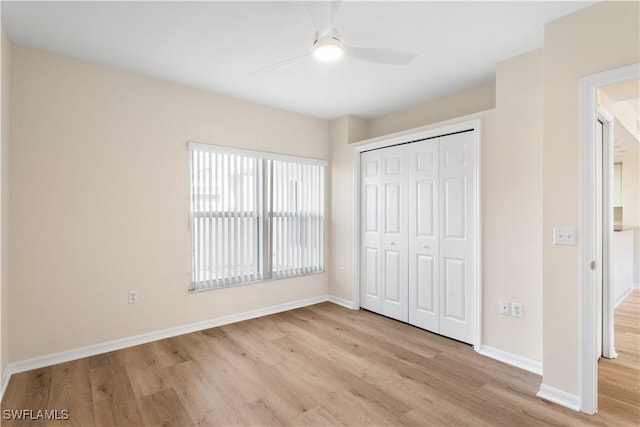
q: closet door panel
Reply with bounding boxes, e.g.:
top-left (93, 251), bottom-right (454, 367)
top-left (360, 150), bottom-right (382, 313)
top-left (384, 181), bottom-right (402, 305)
top-left (364, 184), bottom-right (379, 233)
top-left (443, 257), bottom-right (467, 321)
top-left (416, 254), bottom-right (436, 312)
top-left (385, 183), bottom-right (402, 234)
top-left (364, 248), bottom-right (380, 299)
top-left (408, 139), bottom-right (439, 331)
top-left (439, 132), bottom-right (476, 345)
top-left (380, 145), bottom-right (408, 322)
top-left (416, 179), bottom-right (436, 237)
top-left (443, 176), bottom-right (467, 239)
top-left (384, 250), bottom-right (402, 303)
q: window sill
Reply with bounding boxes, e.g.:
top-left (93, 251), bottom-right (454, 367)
top-left (188, 269), bottom-right (325, 294)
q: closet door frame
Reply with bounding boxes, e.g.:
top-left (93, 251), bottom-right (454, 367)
top-left (353, 118), bottom-right (482, 350)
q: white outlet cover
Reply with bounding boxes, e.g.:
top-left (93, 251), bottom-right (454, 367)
top-left (553, 227), bottom-right (577, 246)
top-left (128, 290), bottom-right (138, 304)
top-left (512, 302), bottom-right (523, 318)
top-left (500, 300), bottom-right (510, 315)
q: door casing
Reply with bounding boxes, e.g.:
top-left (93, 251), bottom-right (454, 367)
top-left (579, 62), bottom-right (639, 414)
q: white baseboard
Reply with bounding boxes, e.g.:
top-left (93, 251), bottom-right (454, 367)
top-left (537, 383), bottom-right (580, 411)
top-left (476, 345), bottom-right (542, 375)
top-left (0, 368), bottom-right (10, 403)
top-left (614, 288), bottom-right (633, 308)
top-left (0, 293), bottom-right (353, 402)
top-left (4, 295), bottom-right (330, 379)
top-left (328, 295), bottom-right (356, 309)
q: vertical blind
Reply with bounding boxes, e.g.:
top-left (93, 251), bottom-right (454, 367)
top-left (189, 142), bottom-right (325, 291)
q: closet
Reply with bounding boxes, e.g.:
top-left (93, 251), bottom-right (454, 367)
top-left (360, 130), bottom-right (477, 344)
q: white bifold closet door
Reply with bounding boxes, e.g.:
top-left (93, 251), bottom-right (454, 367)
top-left (361, 131), bottom-right (476, 344)
top-left (380, 145), bottom-right (409, 322)
top-left (407, 139), bottom-right (439, 332)
top-left (360, 147), bottom-right (409, 322)
top-left (360, 149), bottom-right (383, 314)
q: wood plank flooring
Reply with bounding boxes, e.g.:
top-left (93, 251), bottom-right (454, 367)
top-left (598, 289), bottom-right (640, 425)
top-left (2, 293), bottom-right (638, 426)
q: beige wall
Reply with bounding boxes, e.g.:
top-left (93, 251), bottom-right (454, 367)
top-left (542, 0), bottom-right (640, 395)
top-left (328, 50), bottom-right (544, 364)
top-left (482, 50), bottom-right (543, 361)
top-left (9, 45), bottom-right (329, 362)
top-left (328, 116), bottom-right (366, 302)
top-left (328, 117), bottom-right (350, 301)
top-left (365, 82), bottom-right (496, 139)
top-left (0, 25), bottom-right (9, 381)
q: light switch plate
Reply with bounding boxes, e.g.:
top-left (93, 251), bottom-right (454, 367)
top-left (553, 227), bottom-right (577, 246)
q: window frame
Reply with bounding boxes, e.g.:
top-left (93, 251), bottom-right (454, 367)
top-left (188, 142), bottom-right (326, 292)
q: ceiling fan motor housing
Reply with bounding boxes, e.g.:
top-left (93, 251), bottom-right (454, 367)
top-left (312, 29), bottom-right (344, 62)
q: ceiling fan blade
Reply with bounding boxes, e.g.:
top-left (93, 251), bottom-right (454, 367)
top-left (345, 46), bottom-right (417, 65)
top-left (305, 1), bottom-right (341, 36)
top-left (257, 53), bottom-right (311, 72)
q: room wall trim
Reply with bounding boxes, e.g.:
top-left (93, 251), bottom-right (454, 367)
top-left (578, 62), bottom-right (640, 414)
top-left (0, 369), bottom-right (10, 403)
top-left (537, 383), bottom-right (581, 411)
top-left (328, 295), bottom-right (356, 309)
top-left (476, 345), bottom-right (542, 375)
top-left (614, 288), bottom-right (633, 309)
top-left (0, 294), bottom-right (339, 402)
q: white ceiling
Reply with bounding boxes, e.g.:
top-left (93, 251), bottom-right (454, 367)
top-left (1, 1), bottom-right (597, 120)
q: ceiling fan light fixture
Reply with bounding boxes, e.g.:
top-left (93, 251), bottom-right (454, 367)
top-left (313, 39), bottom-right (343, 62)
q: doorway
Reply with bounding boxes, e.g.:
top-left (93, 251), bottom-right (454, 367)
top-left (579, 63), bottom-right (640, 414)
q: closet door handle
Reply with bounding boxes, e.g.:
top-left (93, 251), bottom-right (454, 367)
top-left (390, 241), bottom-right (397, 246)
top-left (422, 244), bottom-right (429, 249)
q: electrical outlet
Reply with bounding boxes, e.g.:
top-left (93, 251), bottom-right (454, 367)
top-left (512, 302), bottom-right (523, 318)
top-left (553, 227), bottom-right (577, 246)
top-left (339, 266), bottom-right (345, 278)
top-left (500, 300), bottom-right (510, 315)
top-left (128, 290), bottom-right (138, 304)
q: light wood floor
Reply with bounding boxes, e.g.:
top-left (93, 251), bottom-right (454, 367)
top-left (2, 292), bottom-right (638, 426)
top-left (598, 289), bottom-right (640, 425)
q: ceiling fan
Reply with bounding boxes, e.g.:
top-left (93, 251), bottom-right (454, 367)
top-left (260, 1), bottom-right (417, 71)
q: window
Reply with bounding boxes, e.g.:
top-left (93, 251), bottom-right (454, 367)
top-left (189, 142), bottom-right (325, 291)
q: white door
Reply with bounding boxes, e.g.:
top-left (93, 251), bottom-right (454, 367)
top-left (360, 150), bottom-right (383, 313)
top-left (360, 130), bottom-right (476, 344)
top-left (380, 145), bottom-right (409, 322)
top-left (408, 139), bottom-right (439, 331)
top-left (439, 132), bottom-right (476, 344)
